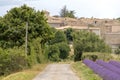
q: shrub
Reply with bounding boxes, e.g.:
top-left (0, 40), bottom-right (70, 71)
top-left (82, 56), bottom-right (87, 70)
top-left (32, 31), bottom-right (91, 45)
top-left (115, 46), bottom-right (120, 54)
top-left (82, 52), bottom-right (113, 61)
top-left (64, 28), bottom-right (73, 42)
top-left (27, 38), bottom-right (49, 66)
top-left (48, 30), bottom-right (67, 45)
top-left (48, 45), bottom-right (60, 62)
top-left (0, 47), bottom-right (28, 75)
top-left (73, 41), bottom-right (84, 61)
top-left (56, 42), bottom-right (70, 59)
top-left (82, 54), bottom-right (98, 61)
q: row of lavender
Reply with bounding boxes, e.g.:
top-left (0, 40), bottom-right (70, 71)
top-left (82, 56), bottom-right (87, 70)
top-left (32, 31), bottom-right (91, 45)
top-left (83, 59), bottom-right (120, 80)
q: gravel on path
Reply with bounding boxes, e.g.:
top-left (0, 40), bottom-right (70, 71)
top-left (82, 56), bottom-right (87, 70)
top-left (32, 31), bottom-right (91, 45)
top-left (33, 64), bottom-right (80, 80)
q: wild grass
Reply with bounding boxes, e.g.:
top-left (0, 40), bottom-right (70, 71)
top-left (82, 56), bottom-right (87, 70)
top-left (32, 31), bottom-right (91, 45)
top-left (0, 76), bottom-right (4, 80)
top-left (1, 64), bottom-right (47, 80)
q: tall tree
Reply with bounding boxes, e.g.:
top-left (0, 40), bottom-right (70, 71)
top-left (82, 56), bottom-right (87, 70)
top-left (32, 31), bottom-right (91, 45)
top-left (0, 4), bottom-right (53, 48)
top-left (60, 5), bottom-right (68, 17)
top-left (60, 5), bottom-right (76, 18)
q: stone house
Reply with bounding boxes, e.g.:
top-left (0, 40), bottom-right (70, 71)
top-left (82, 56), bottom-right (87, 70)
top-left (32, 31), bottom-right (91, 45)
top-left (44, 10), bottom-right (120, 52)
top-left (56, 26), bottom-right (101, 36)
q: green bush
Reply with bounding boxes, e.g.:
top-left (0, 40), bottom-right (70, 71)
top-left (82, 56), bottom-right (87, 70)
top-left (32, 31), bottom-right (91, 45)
top-left (82, 54), bottom-right (98, 61)
top-left (82, 52), bottom-right (113, 61)
top-left (115, 46), bottom-right (120, 54)
top-left (48, 30), bottom-right (67, 45)
top-left (48, 45), bottom-right (60, 62)
top-left (47, 29), bottom-right (70, 61)
top-left (0, 47), bottom-right (28, 75)
top-left (56, 42), bottom-right (70, 59)
top-left (64, 28), bottom-right (73, 42)
top-left (73, 41), bottom-right (84, 61)
top-left (27, 38), bottom-right (49, 66)
top-left (0, 38), bottom-right (49, 76)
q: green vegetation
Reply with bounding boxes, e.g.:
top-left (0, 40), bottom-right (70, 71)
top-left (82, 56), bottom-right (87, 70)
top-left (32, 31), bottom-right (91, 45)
top-left (0, 4), bottom-right (71, 76)
top-left (0, 47), bottom-right (28, 75)
top-left (57, 42), bottom-right (70, 59)
top-left (72, 61), bottom-right (102, 80)
top-left (0, 76), bottom-right (4, 80)
top-left (1, 64), bottom-right (47, 80)
top-left (47, 30), bottom-right (70, 62)
top-left (48, 30), bottom-right (67, 45)
top-left (48, 45), bottom-right (60, 61)
top-left (82, 52), bottom-right (113, 61)
top-left (0, 4), bottom-right (114, 80)
top-left (115, 46), bottom-right (120, 54)
top-left (64, 28), bottom-right (73, 42)
top-left (0, 5), bottom-right (53, 48)
top-left (0, 5), bottom-right (53, 76)
top-left (72, 30), bottom-right (111, 61)
top-left (60, 5), bottom-right (76, 18)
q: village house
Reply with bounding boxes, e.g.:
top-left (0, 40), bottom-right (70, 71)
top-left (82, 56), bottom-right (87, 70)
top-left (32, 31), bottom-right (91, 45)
top-left (44, 11), bottom-right (120, 52)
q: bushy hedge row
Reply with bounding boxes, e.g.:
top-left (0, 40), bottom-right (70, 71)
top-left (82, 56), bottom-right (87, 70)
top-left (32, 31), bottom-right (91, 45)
top-left (0, 47), bottom-right (28, 75)
top-left (0, 38), bottom-right (48, 76)
top-left (81, 52), bottom-right (113, 61)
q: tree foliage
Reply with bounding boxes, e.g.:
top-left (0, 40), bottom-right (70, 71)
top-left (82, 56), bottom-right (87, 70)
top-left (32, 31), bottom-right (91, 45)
top-left (64, 28), bottom-right (73, 42)
top-left (0, 5), bottom-right (53, 75)
top-left (47, 29), bottom-right (70, 61)
top-left (56, 42), bottom-right (70, 59)
top-left (48, 45), bottom-right (60, 62)
top-left (60, 5), bottom-right (76, 18)
top-left (73, 30), bottom-right (111, 61)
top-left (0, 4), bottom-right (53, 48)
top-left (48, 30), bottom-right (67, 45)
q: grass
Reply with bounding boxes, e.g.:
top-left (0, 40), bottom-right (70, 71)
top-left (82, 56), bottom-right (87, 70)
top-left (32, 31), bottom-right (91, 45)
top-left (0, 76), bottom-right (4, 80)
top-left (1, 64), bottom-right (47, 80)
top-left (72, 61), bottom-right (102, 80)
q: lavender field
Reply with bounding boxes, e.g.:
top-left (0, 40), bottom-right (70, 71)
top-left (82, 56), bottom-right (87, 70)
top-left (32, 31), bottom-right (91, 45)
top-left (83, 59), bottom-right (120, 80)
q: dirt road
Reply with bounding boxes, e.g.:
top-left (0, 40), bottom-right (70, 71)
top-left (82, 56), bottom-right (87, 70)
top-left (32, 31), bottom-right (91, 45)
top-left (33, 64), bottom-right (80, 80)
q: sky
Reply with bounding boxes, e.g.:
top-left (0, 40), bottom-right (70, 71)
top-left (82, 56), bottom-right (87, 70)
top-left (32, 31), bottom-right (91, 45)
top-left (0, 0), bottom-right (120, 19)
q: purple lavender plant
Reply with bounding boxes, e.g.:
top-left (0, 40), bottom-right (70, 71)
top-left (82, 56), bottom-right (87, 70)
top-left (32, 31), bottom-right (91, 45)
top-left (109, 60), bottom-right (120, 68)
top-left (96, 60), bottom-right (120, 75)
top-left (83, 59), bottom-right (120, 80)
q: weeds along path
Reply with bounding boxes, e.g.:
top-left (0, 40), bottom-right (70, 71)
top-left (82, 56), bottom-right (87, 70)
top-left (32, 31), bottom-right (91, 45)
top-left (33, 64), bottom-right (80, 80)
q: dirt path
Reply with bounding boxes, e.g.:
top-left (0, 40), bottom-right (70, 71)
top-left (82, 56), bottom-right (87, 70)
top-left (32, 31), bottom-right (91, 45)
top-left (33, 64), bottom-right (80, 80)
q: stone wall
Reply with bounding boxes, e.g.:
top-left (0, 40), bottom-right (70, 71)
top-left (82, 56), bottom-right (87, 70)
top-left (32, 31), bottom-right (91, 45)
top-left (104, 33), bottom-right (120, 52)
